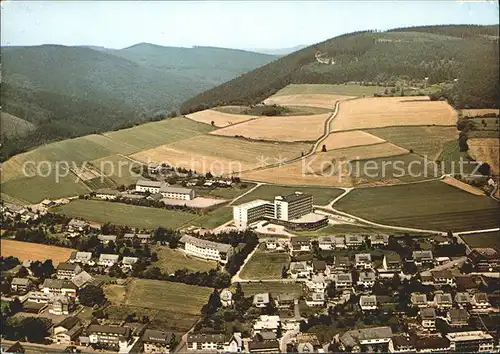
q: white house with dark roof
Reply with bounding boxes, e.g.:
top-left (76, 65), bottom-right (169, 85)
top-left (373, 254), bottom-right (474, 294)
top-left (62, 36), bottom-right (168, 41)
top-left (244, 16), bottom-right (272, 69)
top-left (121, 256), bottom-right (138, 270)
top-left (455, 292), bottom-right (471, 306)
top-left (359, 295), bottom-right (378, 311)
top-left (434, 293), bottom-right (453, 309)
top-left (10, 278), bottom-right (32, 294)
top-left (357, 271), bottom-right (376, 288)
top-left (447, 308), bottom-right (470, 327)
top-left (53, 316), bottom-right (83, 345)
top-left (471, 293), bottom-right (491, 312)
top-left (420, 307), bottom-right (436, 329)
top-left (431, 270), bottom-right (455, 286)
top-left (98, 254), bottom-right (120, 267)
top-left (370, 234), bottom-right (389, 246)
top-left (339, 326), bottom-right (393, 352)
top-left (97, 234), bottom-right (117, 244)
top-left (142, 329), bottom-right (174, 353)
top-left (160, 185), bottom-right (195, 200)
top-left (413, 250), bottom-right (434, 266)
top-left (382, 252), bottom-right (402, 273)
top-left (335, 273), bottom-right (353, 290)
top-left (70, 251), bottom-right (93, 265)
top-left (42, 279), bottom-right (77, 297)
top-left (179, 234), bottom-right (232, 264)
top-left (253, 293), bottom-right (270, 308)
top-left (355, 253), bottom-right (372, 269)
top-left (318, 236), bottom-right (335, 250)
top-left (411, 293), bottom-right (428, 308)
top-left (334, 235), bottom-right (347, 249)
top-left (345, 235), bottom-right (363, 248)
top-left (56, 262), bottom-right (82, 280)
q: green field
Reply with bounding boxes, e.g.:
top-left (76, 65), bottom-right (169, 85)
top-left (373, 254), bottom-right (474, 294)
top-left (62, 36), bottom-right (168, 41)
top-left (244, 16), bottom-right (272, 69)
top-left (90, 154), bottom-right (143, 186)
top-left (189, 207), bottom-right (233, 228)
top-left (461, 231), bottom-right (500, 250)
top-left (240, 247), bottom-right (290, 280)
top-left (213, 105), bottom-right (332, 116)
top-left (438, 140), bottom-right (477, 175)
top-left (239, 282), bottom-right (304, 297)
top-left (52, 199), bottom-right (197, 229)
top-left (335, 180), bottom-right (500, 232)
top-left (104, 117), bottom-right (215, 150)
top-left (195, 182), bottom-right (257, 200)
top-left (152, 246), bottom-right (217, 273)
top-left (366, 126), bottom-right (459, 160)
top-left (273, 84), bottom-right (387, 96)
top-left (2, 173), bottom-right (90, 203)
top-left (235, 184), bottom-right (344, 206)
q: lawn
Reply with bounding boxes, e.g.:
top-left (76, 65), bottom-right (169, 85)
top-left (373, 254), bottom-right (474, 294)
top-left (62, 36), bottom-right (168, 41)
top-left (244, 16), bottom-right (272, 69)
top-left (335, 180), bottom-right (500, 232)
top-left (0, 239), bottom-right (74, 265)
top-left (188, 207), bottom-right (234, 228)
top-left (52, 199), bottom-right (197, 229)
top-left (239, 247), bottom-right (290, 280)
top-left (273, 84), bottom-right (386, 96)
top-left (239, 282), bottom-right (304, 297)
top-left (152, 246), bottom-right (217, 273)
top-left (366, 126), bottom-right (459, 160)
top-left (104, 117), bottom-right (216, 150)
top-left (234, 184), bottom-right (344, 206)
top-left (461, 231), bottom-right (500, 250)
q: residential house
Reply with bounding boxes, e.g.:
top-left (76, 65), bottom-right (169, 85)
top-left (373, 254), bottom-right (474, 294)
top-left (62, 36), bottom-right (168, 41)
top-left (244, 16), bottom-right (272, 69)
top-left (289, 261), bottom-right (311, 279)
top-left (53, 316), bottom-right (83, 345)
top-left (318, 236), bottom-right (335, 250)
top-left (432, 235), bottom-right (451, 246)
top-left (124, 233), bottom-right (152, 244)
top-left (445, 331), bottom-right (495, 352)
top-left (345, 235), bottom-right (363, 248)
top-left (179, 234), bottom-right (232, 264)
top-left (335, 255), bottom-right (351, 271)
top-left (357, 271), bottom-right (376, 288)
top-left (455, 292), bottom-right (471, 307)
top-left (42, 279), bottom-right (77, 297)
top-left (121, 256), bottom-right (138, 271)
top-left (411, 293), bottom-right (428, 308)
top-left (253, 315), bottom-right (280, 334)
top-left (49, 295), bottom-right (76, 315)
top-left (359, 295), bottom-right (378, 311)
top-left (370, 234), bottom-right (389, 247)
top-left (97, 234), bottom-right (117, 244)
top-left (312, 260), bottom-right (327, 275)
top-left (253, 293), bottom-right (270, 308)
top-left (67, 219), bottom-right (88, 233)
top-left (414, 337), bottom-right (451, 353)
top-left (382, 252), bottom-right (402, 273)
top-left (69, 251), bottom-right (93, 265)
top-left (420, 307), bottom-right (436, 329)
top-left (289, 236), bottom-right (311, 254)
top-left (434, 293), bottom-right (453, 310)
top-left (355, 253), bottom-right (372, 269)
top-left (98, 254), bottom-right (120, 267)
top-left (265, 238), bottom-right (278, 250)
top-left (335, 273), bottom-right (353, 290)
top-left (275, 294), bottom-right (295, 309)
top-left (467, 248), bottom-right (500, 272)
top-left (223, 333), bottom-right (243, 353)
top-left (413, 251), bottom-right (434, 266)
top-left (94, 189), bottom-right (120, 200)
top-left (431, 270), bottom-right (455, 286)
top-left (447, 309), bottom-right (470, 327)
top-left (334, 235), bottom-right (347, 249)
top-left (25, 291), bottom-right (51, 303)
top-left (388, 336), bottom-right (415, 353)
top-left (56, 262), bottom-right (82, 280)
top-left (305, 274), bottom-right (327, 292)
top-left (470, 293), bottom-right (491, 311)
top-left (295, 333), bottom-right (321, 353)
top-left (220, 289), bottom-right (233, 307)
top-left (305, 291), bottom-right (325, 307)
top-left (88, 325), bottom-right (131, 348)
top-left (71, 271), bottom-right (94, 288)
top-left (339, 326), bottom-right (393, 352)
top-left (142, 329), bottom-right (174, 353)
top-left (10, 278), bottom-right (32, 294)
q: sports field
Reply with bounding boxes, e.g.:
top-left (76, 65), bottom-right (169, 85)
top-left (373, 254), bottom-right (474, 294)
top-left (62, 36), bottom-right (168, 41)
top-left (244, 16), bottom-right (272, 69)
top-left (366, 126), bottom-right (459, 160)
top-left (186, 109), bottom-right (258, 127)
top-left (271, 84), bottom-right (386, 96)
top-left (264, 94), bottom-right (350, 109)
top-left (318, 130), bottom-right (386, 152)
top-left (152, 246), bottom-right (217, 273)
top-left (240, 248), bottom-right (290, 280)
top-left (52, 199), bottom-right (197, 229)
top-left (330, 96), bottom-right (456, 132)
top-left (234, 184), bottom-right (344, 205)
top-left (461, 231), bottom-right (500, 250)
top-left (0, 239), bottom-right (73, 265)
top-left (131, 135), bottom-right (311, 175)
top-left (467, 138), bottom-right (499, 174)
top-left (210, 112), bottom-right (331, 142)
top-left (335, 180), bottom-right (500, 232)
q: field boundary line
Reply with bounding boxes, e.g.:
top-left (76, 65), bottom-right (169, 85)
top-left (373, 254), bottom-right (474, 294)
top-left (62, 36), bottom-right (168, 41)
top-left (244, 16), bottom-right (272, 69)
top-left (229, 182), bottom-right (264, 205)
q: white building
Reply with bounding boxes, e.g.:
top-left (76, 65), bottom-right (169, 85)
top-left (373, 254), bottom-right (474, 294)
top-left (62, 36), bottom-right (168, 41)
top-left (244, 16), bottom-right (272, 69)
top-left (445, 331), bottom-right (495, 352)
top-left (355, 253), bottom-right (372, 269)
top-left (179, 235), bottom-right (232, 264)
top-left (274, 192), bottom-right (313, 221)
top-left (49, 295), bottom-right (75, 315)
top-left (345, 235), bottom-right (364, 248)
top-left (42, 279), bottom-right (77, 297)
top-left (98, 254), bottom-right (120, 267)
top-left (359, 295), bottom-right (378, 311)
top-left (136, 180), bottom-right (163, 194)
top-left (233, 200), bottom-right (273, 229)
top-left (69, 251), bottom-right (93, 265)
top-left (306, 274), bottom-right (327, 292)
top-left (253, 315), bottom-right (281, 334)
top-left (370, 234), bottom-right (389, 246)
top-left (121, 256), bottom-right (138, 270)
top-left (413, 250), bottom-right (434, 266)
top-left (335, 273), bottom-right (353, 290)
top-left (420, 308), bottom-right (436, 329)
top-left (88, 325), bottom-right (131, 348)
top-left (142, 329), bottom-right (174, 354)
top-left (160, 186), bottom-right (195, 200)
top-left (318, 236), bottom-right (335, 250)
top-left (357, 271), bottom-right (376, 288)
top-left (56, 262), bottom-right (82, 280)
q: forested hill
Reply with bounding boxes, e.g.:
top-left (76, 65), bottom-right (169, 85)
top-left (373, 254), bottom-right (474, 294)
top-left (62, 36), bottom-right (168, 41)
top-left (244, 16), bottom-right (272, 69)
top-left (180, 25), bottom-right (499, 114)
top-left (0, 44), bottom-right (277, 160)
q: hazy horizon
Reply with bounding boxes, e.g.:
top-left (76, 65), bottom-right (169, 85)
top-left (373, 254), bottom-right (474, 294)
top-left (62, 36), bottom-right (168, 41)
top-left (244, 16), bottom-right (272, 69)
top-left (1, 1), bottom-right (499, 50)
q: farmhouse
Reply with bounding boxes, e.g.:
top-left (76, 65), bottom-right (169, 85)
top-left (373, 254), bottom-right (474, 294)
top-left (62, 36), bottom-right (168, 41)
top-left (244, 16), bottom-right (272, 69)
top-left (42, 279), bottom-right (77, 297)
top-left (88, 325), bottom-right (131, 348)
top-left (142, 329), bottom-right (174, 354)
top-left (10, 278), bottom-right (32, 294)
top-left (56, 262), bottom-right (82, 280)
top-left (179, 234), bottom-right (232, 264)
top-left (98, 254), bottom-right (120, 267)
top-left (53, 316), bottom-right (83, 345)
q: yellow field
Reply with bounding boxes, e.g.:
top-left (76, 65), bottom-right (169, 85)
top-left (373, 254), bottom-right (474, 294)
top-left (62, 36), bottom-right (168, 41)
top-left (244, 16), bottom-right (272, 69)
top-left (1, 239), bottom-right (73, 265)
top-left (461, 109), bottom-right (499, 117)
top-left (441, 176), bottom-right (484, 196)
top-left (241, 142), bottom-right (409, 187)
top-left (318, 130), bottom-right (386, 151)
top-left (185, 109), bottom-right (258, 127)
top-left (264, 94), bottom-right (352, 109)
top-left (131, 135), bottom-right (311, 175)
top-left (210, 113), bottom-right (331, 142)
top-left (468, 138), bottom-right (500, 174)
top-left (330, 96), bottom-right (457, 132)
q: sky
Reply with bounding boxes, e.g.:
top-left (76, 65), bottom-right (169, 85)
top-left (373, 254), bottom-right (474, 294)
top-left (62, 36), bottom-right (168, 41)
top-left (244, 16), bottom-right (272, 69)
top-left (1, 1), bottom-right (499, 50)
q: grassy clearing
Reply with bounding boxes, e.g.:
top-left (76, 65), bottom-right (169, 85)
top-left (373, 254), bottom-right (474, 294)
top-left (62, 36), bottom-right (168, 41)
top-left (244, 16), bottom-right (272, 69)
top-left (104, 284), bottom-right (127, 304)
top-left (104, 117), bottom-right (215, 150)
top-left (90, 154), bottom-right (143, 186)
top-left (240, 248), bottom-right (290, 280)
top-left (188, 207), bottom-right (233, 228)
top-left (52, 199), bottom-right (197, 229)
top-left (0, 239), bottom-right (73, 265)
top-left (272, 84), bottom-right (386, 96)
top-left (234, 184), bottom-right (344, 206)
top-left (239, 282), bottom-right (304, 297)
top-left (461, 231), bottom-right (500, 250)
top-left (366, 126), bottom-right (459, 160)
top-left (152, 246), bottom-right (217, 273)
top-left (335, 180), bottom-right (500, 232)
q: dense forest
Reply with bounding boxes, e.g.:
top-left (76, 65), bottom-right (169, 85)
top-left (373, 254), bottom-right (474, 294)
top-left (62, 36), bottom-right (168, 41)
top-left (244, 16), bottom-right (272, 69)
top-left (180, 25), bottom-right (499, 114)
top-left (0, 44), bottom-right (277, 161)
